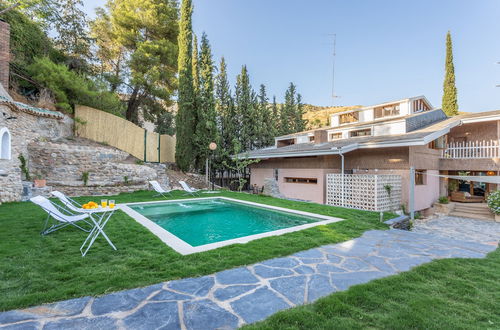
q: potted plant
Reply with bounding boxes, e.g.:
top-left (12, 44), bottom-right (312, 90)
top-left (34, 174), bottom-right (46, 188)
top-left (486, 190), bottom-right (500, 222)
top-left (448, 179), bottom-right (458, 196)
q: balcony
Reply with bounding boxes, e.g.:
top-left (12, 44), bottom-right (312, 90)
top-left (440, 140), bottom-right (500, 159)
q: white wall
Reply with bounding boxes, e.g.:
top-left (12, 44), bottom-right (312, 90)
top-left (373, 121), bottom-right (406, 136)
top-left (359, 108), bottom-right (374, 122)
top-left (400, 101), bottom-right (411, 115)
top-left (296, 135), bottom-right (310, 144)
top-left (330, 115), bottom-right (340, 127)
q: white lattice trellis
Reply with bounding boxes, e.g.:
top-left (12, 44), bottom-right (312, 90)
top-left (326, 174), bottom-right (402, 212)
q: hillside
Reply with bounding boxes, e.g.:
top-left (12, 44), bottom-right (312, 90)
top-left (303, 104), bottom-right (362, 129)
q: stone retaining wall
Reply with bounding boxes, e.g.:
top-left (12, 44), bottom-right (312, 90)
top-left (27, 140), bottom-right (151, 186)
top-left (0, 103), bottom-right (72, 203)
top-left (26, 139), bottom-right (166, 197)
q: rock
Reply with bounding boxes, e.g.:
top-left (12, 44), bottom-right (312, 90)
top-left (262, 178), bottom-right (284, 198)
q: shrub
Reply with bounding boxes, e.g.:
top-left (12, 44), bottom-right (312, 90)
top-left (438, 196), bottom-right (449, 204)
top-left (18, 154), bottom-right (31, 181)
top-left (81, 172), bottom-right (89, 186)
top-left (487, 190), bottom-right (500, 215)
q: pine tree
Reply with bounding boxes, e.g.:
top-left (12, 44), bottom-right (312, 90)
top-left (442, 31), bottom-right (458, 116)
top-left (195, 33), bottom-right (218, 171)
top-left (235, 65), bottom-right (257, 151)
top-left (294, 93), bottom-right (307, 132)
top-left (214, 57), bottom-right (236, 170)
top-left (271, 95), bottom-right (280, 140)
top-left (215, 57), bottom-right (234, 148)
top-left (175, 0), bottom-right (196, 171)
top-left (257, 84), bottom-right (274, 147)
top-left (280, 83), bottom-right (297, 135)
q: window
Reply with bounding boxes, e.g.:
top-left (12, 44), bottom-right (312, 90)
top-left (428, 136), bottom-right (447, 150)
top-left (415, 170), bottom-right (426, 185)
top-left (274, 169), bottom-right (279, 181)
top-left (339, 112), bottom-right (359, 124)
top-left (412, 99), bottom-right (431, 112)
top-left (374, 104), bottom-right (400, 119)
top-left (349, 128), bottom-right (371, 137)
top-left (277, 138), bottom-right (295, 148)
top-left (0, 127), bottom-right (11, 160)
top-left (329, 132), bottom-right (342, 140)
top-left (309, 136), bottom-right (315, 142)
top-left (284, 177), bottom-right (318, 184)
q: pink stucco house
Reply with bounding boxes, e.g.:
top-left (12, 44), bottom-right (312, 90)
top-left (245, 96), bottom-right (500, 213)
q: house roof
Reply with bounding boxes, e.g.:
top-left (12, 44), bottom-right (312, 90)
top-left (242, 117), bottom-right (460, 159)
top-left (0, 95), bottom-right (65, 119)
top-left (277, 108), bottom-right (445, 140)
top-left (457, 109), bottom-right (500, 121)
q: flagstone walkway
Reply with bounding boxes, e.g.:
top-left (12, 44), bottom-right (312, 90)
top-left (1, 217), bottom-right (499, 330)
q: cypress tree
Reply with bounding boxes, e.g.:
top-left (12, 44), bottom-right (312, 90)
top-left (195, 33), bottom-right (217, 171)
top-left (175, 0), bottom-right (196, 171)
top-left (192, 33), bottom-right (200, 93)
top-left (442, 31), bottom-right (458, 116)
top-left (235, 65), bottom-right (257, 151)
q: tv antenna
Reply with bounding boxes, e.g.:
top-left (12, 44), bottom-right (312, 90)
top-left (328, 34), bottom-right (341, 105)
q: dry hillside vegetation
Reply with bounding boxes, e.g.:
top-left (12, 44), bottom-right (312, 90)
top-left (303, 104), bottom-right (362, 129)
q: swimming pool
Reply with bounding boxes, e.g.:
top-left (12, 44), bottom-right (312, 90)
top-left (120, 197), bottom-right (343, 254)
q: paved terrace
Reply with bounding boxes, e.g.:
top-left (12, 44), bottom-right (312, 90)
top-left (1, 216), bottom-right (499, 330)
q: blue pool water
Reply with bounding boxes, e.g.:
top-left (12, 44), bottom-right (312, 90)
top-left (130, 198), bottom-right (322, 246)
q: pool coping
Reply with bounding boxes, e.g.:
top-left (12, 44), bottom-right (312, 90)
top-left (119, 197), bottom-right (344, 255)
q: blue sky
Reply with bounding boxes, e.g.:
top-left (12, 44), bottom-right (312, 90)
top-left (83, 0), bottom-right (500, 112)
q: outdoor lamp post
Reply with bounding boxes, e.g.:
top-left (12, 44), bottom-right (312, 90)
top-left (206, 142), bottom-right (217, 187)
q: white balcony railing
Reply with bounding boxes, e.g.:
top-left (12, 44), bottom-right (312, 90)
top-left (440, 140), bottom-right (500, 159)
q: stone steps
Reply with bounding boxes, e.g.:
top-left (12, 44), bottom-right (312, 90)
top-left (450, 203), bottom-right (494, 221)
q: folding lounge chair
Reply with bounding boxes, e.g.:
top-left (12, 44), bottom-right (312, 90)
top-left (30, 196), bottom-right (91, 235)
top-left (51, 190), bottom-right (84, 214)
top-left (179, 180), bottom-right (201, 196)
top-left (149, 180), bottom-right (173, 198)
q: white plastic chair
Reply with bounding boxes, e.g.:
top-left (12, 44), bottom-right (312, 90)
top-left (30, 196), bottom-right (91, 235)
top-left (149, 180), bottom-right (173, 198)
top-left (179, 180), bottom-right (200, 196)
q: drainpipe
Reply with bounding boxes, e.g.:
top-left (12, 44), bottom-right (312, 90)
top-left (409, 166), bottom-right (415, 220)
top-left (337, 147), bottom-right (345, 207)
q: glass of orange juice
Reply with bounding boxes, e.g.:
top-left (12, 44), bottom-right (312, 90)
top-left (101, 199), bottom-right (108, 208)
top-left (109, 200), bottom-right (115, 209)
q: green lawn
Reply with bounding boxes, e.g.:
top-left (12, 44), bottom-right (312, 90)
top-left (0, 190), bottom-right (388, 311)
top-left (245, 247), bottom-right (500, 329)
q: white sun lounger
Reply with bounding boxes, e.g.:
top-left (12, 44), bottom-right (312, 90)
top-left (149, 180), bottom-right (173, 198)
top-left (30, 195), bottom-right (91, 235)
top-left (47, 192), bottom-right (119, 256)
top-left (179, 180), bottom-right (201, 196)
top-left (51, 190), bottom-right (84, 214)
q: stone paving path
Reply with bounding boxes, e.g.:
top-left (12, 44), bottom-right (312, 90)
top-left (1, 219), bottom-right (499, 330)
top-left (412, 215), bottom-right (500, 244)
